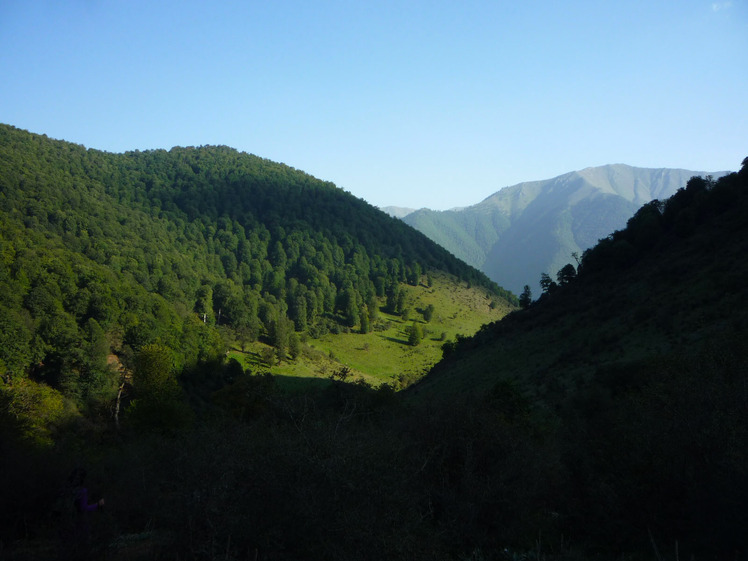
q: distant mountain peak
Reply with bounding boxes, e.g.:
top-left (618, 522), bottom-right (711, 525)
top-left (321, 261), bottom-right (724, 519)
top-left (380, 206), bottom-right (418, 218)
top-left (399, 163), bottom-right (727, 294)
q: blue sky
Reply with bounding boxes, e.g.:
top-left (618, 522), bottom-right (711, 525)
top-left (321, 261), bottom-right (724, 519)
top-left (1, 1), bottom-right (746, 210)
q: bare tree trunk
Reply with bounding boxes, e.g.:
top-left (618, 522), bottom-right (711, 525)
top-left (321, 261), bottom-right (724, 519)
top-left (114, 381), bottom-right (125, 431)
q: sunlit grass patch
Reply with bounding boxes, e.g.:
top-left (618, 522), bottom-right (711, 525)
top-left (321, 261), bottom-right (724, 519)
top-left (228, 273), bottom-right (514, 389)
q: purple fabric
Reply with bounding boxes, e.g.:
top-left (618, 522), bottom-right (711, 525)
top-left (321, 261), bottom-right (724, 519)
top-left (74, 487), bottom-right (98, 513)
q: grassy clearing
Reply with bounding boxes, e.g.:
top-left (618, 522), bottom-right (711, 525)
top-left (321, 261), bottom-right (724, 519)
top-left (229, 272), bottom-right (514, 388)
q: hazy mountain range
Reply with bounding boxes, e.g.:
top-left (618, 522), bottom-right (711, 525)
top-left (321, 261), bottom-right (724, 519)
top-left (384, 164), bottom-right (726, 294)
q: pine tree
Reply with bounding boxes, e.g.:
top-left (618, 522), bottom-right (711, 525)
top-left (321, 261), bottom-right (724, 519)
top-left (423, 304), bottom-right (435, 322)
top-left (519, 285), bottom-right (532, 309)
top-left (360, 306), bottom-right (370, 334)
top-left (407, 321), bottom-right (423, 346)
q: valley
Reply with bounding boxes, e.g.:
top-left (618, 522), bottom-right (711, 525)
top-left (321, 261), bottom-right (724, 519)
top-left (1, 123), bottom-right (746, 560)
top-left (231, 271), bottom-right (509, 388)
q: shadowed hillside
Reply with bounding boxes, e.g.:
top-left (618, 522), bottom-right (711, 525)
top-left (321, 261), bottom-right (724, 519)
top-left (411, 165), bottom-right (748, 399)
top-left (406, 160), bottom-right (748, 558)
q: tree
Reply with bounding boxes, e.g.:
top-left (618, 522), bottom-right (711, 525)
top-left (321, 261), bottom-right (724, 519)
top-left (625, 200), bottom-right (663, 250)
top-left (359, 306), bottom-right (370, 334)
top-left (290, 295), bottom-right (308, 332)
top-left (236, 319), bottom-right (259, 352)
top-left (423, 304), bottom-right (435, 322)
top-left (396, 289), bottom-right (407, 315)
top-left (386, 284), bottom-right (400, 314)
top-left (539, 273), bottom-right (557, 295)
top-left (556, 264), bottom-right (577, 286)
top-left (133, 343), bottom-right (175, 396)
top-left (0, 306), bottom-right (34, 379)
top-left (367, 296), bottom-right (379, 323)
top-left (194, 285), bottom-right (214, 324)
top-left (269, 241), bottom-right (287, 270)
top-left (1, 377), bottom-right (71, 446)
top-left (288, 332), bottom-right (301, 360)
top-left (269, 315), bottom-right (292, 363)
top-left (79, 318), bottom-right (117, 411)
top-left (128, 343), bottom-right (190, 431)
top-left (407, 321), bottom-right (423, 346)
top-left (340, 288), bottom-right (359, 328)
top-left (519, 285), bottom-right (532, 309)
top-left (407, 262), bottom-right (421, 285)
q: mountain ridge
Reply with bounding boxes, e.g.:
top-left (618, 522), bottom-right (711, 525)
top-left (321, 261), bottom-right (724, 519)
top-left (380, 206), bottom-right (418, 218)
top-left (400, 163), bottom-right (727, 293)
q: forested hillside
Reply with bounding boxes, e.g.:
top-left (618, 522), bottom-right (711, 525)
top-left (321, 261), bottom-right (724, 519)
top-left (2, 123), bottom-right (744, 560)
top-left (0, 123), bottom-right (512, 433)
top-left (407, 160), bottom-right (748, 558)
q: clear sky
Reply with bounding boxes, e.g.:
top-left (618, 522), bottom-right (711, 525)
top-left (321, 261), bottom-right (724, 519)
top-left (1, 1), bottom-right (746, 210)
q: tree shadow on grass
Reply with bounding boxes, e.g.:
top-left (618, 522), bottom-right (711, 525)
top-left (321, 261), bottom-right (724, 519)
top-left (380, 335), bottom-right (409, 346)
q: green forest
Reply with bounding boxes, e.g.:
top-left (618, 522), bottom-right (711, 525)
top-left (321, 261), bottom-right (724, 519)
top-left (1, 124), bottom-right (747, 560)
top-left (0, 123), bottom-right (512, 432)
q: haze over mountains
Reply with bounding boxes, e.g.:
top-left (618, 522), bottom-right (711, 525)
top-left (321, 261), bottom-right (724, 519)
top-left (387, 164), bottom-right (726, 294)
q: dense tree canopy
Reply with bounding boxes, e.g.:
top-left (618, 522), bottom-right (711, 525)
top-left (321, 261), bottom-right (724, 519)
top-left (0, 123), bottom-right (512, 416)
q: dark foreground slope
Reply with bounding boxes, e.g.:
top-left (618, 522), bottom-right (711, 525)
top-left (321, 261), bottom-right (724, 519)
top-left (410, 166), bottom-right (748, 399)
top-left (408, 161), bottom-right (748, 557)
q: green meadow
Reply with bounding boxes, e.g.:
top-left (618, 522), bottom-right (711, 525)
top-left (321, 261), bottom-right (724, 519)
top-left (229, 272), bottom-right (513, 388)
